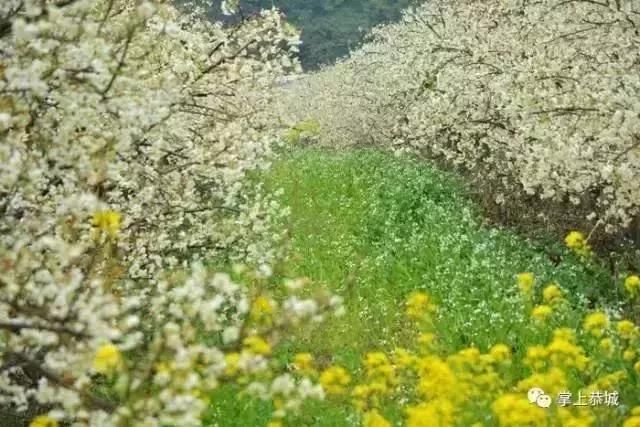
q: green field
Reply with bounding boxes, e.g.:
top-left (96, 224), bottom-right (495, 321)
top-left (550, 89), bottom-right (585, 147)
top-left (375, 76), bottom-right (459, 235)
top-left (203, 149), bottom-right (635, 426)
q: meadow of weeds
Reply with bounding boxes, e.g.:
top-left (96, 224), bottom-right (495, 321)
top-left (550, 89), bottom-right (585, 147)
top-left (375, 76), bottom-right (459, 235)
top-left (205, 149), bottom-right (640, 426)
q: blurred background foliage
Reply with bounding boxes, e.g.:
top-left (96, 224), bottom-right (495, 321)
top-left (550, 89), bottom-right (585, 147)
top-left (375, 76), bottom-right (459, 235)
top-left (175, 0), bottom-right (415, 69)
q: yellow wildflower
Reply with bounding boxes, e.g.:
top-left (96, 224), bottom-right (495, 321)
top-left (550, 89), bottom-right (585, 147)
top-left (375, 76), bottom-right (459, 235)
top-left (293, 353), bottom-right (314, 373)
top-left (224, 352), bottom-right (240, 376)
top-left (364, 352), bottom-right (395, 384)
top-left (565, 231), bottom-right (591, 256)
top-left (352, 382), bottom-right (388, 411)
top-left (589, 370), bottom-right (626, 391)
top-left (363, 409), bottom-right (392, 427)
top-left (617, 320), bottom-right (638, 340)
top-left (623, 348), bottom-right (636, 362)
top-left (319, 365), bottom-right (351, 395)
top-left (516, 272), bottom-right (535, 295)
top-left (93, 343), bottom-right (123, 374)
top-left (492, 393), bottom-right (546, 427)
top-left (250, 295), bottom-right (275, 322)
top-left (92, 209), bottom-right (122, 238)
top-left (406, 399), bottom-right (455, 427)
top-left (393, 347), bottom-right (417, 368)
top-left (599, 338), bottom-right (614, 355)
top-left (623, 416), bottom-right (640, 427)
top-left (624, 275), bottom-right (640, 297)
top-left (557, 407), bottom-right (595, 427)
top-left (488, 344), bottom-right (511, 363)
top-left (29, 416), bottom-right (58, 427)
top-left (405, 291), bottom-right (437, 319)
top-left (416, 356), bottom-right (459, 402)
top-left (547, 336), bottom-right (589, 371)
top-left (243, 335), bottom-right (271, 356)
top-left (531, 304), bottom-right (553, 322)
top-left (542, 283), bottom-right (564, 305)
top-left (583, 312), bottom-right (609, 337)
top-left (267, 421), bottom-right (283, 427)
top-left (517, 367), bottom-right (567, 396)
top-left (524, 345), bottom-right (549, 371)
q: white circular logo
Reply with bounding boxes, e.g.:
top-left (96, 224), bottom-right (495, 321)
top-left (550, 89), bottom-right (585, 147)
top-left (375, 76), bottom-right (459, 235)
top-left (536, 394), bottom-right (552, 408)
top-left (527, 387), bottom-right (545, 404)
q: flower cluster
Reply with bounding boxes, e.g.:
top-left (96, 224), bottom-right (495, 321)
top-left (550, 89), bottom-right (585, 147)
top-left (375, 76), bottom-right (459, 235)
top-left (311, 280), bottom-right (640, 426)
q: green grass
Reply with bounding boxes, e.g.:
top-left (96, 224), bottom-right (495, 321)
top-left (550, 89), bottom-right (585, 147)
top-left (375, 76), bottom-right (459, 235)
top-left (204, 148), bottom-right (614, 426)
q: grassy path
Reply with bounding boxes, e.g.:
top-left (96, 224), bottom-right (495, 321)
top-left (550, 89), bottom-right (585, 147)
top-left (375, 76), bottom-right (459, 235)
top-left (206, 149), bottom-right (625, 426)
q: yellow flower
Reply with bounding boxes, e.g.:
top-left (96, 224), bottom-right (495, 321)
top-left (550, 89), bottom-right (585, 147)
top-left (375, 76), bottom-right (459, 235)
top-left (546, 336), bottom-right (589, 371)
top-left (319, 365), bottom-right (351, 395)
top-left (267, 421), bottom-right (283, 427)
top-left (393, 347), bottom-right (417, 368)
top-left (417, 332), bottom-right (436, 352)
top-left (617, 320), bottom-right (638, 340)
top-left (250, 295), bottom-right (275, 322)
top-left (293, 352), bottom-right (314, 373)
top-left (364, 352), bottom-right (395, 385)
top-left (557, 407), bottom-right (595, 427)
top-left (224, 352), bottom-right (240, 376)
top-left (92, 209), bottom-right (122, 238)
top-left (625, 275), bottom-right (640, 297)
top-left (405, 291), bottom-right (437, 319)
top-left (517, 367), bottom-right (567, 397)
top-left (29, 416), bottom-right (58, 427)
top-left (243, 335), bottom-right (271, 356)
top-left (406, 399), bottom-right (455, 427)
top-left (542, 283), bottom-right (564, 305)
top-left (352, 382), bottom-right (388, 411)
top-left (524, 345), bottom-right (549, 371)
top-left (634, 360), bottom-right (640, 374)
top-left (492, 393), bottom-right (546, 427)
top-left (516, 272), bottom-right (535, 295)
top-left (93, 343), bottom-right (123, 374)
top-left (488, 344), bottom-right (511, 363)
top-left (599, 338), bottom-right (614, 355)
top-left (416, 356), bottom-right (459, 402)
top-left (623, 348), bottom-right (636, 362)
top-left (363, 409), bottom-right (392, 427)
top-left (583, 312), bottom-right (609, 337)
top-left (565, 231), bottom-right (591, 256)
top-left (531, 305), bottom-right (553, 322)
top-left (623, 416), bottom-right (640, 427)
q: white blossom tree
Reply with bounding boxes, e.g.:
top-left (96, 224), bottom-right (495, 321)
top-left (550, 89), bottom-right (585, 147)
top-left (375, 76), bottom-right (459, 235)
top-left (278, 0), bottom-right (640, 235)
top-left (0, 1), bottom-right (340, 425)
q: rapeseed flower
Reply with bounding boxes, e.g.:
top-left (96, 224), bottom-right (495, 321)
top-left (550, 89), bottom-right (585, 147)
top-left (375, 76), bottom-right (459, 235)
top-left (531, 304), bottom-right (553, 322)
top-left (243, 335), bottom-right (271, 355)
top-left (488, 344), bottom-right (511, 363)
top-left (293, 353), bottom-right (314, 373)
top-left (319, 365), bottom-right (351, 395)
top-left (617, 320), bottom-right (638, 340)
top-left (92, 209), bottom-right (122, 238)
top-left (406, 399), bottom-right (455, 427)
top-left (492, 393), bottom-right (546, 427)
top-left (250, 295), bottom-right (275, 323)
top-left (363, 409), bottom-right (391, 427)
top-left (405, 291), bottom-right (437, 319)
top-left (93, 343), bottom-right (123, 374)
top-left (542, 283), bottom-right (564, 305)
top-left (583, 311), bottom-right (609, 337)
top-left (625, 275), bottom-right (640, 297)
top-left (565, 231), bottom-right (591, 257)
top-left (516, 272), bottom-right (535, 295)
top-left (29, 416), bottom-right (58, 427)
